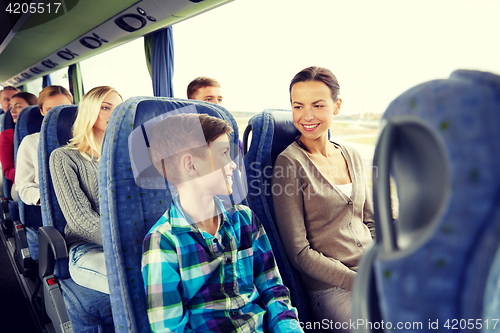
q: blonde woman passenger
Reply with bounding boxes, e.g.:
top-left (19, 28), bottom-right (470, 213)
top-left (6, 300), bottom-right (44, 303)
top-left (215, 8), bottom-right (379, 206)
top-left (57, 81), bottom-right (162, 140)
top-left (49, 86), bottom-right (122, 294)
top-left (16, 86), bottom-right (73, 227)
top-left (272, 67), bottom-right (375, 332)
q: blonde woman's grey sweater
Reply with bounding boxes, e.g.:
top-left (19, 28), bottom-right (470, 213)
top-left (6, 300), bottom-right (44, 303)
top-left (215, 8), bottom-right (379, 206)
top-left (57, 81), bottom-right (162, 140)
top-left (49, 146), bottom-right (101, 248)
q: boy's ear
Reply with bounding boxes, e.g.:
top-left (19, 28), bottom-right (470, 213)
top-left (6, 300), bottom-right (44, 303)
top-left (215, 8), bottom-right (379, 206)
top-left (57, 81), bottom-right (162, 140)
top-left (180, 153), bottom-right (198, 177)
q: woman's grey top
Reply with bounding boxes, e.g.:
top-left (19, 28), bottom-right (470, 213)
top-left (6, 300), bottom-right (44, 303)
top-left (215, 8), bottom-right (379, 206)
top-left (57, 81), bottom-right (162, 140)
top-left (49, 146), bottom-right (101, 249)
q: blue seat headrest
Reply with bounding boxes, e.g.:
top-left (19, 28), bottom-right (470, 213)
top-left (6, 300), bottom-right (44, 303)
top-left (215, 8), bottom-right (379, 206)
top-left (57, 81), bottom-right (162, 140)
top-left (270, 111), bottom-right (300, 166)
top-left (16, 105), bottom-right (43, 138)
top-left (55, 106), bottom-right (78, 145)
top-left (25, 106), bottom-right (43, 134)
top-left (133, 99), bottom-right (228, 130)
top-left (128, 98), bottom-right (241, 193)
top-left (2, 110), bottom-right (14, 131)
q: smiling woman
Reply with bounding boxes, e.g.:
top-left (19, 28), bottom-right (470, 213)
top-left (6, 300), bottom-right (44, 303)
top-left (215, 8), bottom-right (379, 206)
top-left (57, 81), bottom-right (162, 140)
top-left (272, 66), bottom-right (376, 333)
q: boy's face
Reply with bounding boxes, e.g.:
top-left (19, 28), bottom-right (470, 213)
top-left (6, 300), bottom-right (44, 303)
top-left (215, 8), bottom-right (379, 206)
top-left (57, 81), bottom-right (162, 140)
top-left (192, 86), bottom-right (223, 105)
top-left (189, 134), bottom-right (236, 196)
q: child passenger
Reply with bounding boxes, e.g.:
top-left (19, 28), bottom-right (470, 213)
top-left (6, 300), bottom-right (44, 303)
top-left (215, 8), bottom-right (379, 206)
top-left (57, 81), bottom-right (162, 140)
top-left (272, 67), bottom-right (375, 332)
top-left (49, 86), bottom-right (122, 294)
top-left (16, 86), bottom-right (73, 226)
top-left (142, 113), bottom-right (302, 333)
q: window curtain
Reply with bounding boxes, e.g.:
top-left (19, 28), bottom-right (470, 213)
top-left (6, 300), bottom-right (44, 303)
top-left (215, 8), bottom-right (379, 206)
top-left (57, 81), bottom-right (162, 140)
top-left (42, 74), bottom-right (52, 88)
top-left (144, 26), bottom-right (174, 97)
top-left (68, 63), bottom-right (84, 104)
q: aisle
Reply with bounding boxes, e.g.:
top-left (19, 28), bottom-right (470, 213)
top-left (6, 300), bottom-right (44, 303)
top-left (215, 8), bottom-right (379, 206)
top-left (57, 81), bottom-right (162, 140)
top-left (0, 234), bottom-right (41, 333)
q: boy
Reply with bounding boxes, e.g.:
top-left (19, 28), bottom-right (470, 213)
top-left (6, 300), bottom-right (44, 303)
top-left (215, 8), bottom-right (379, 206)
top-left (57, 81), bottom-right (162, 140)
top-left (187, 77), bottom-right (223, 105)
top-left (142, 113), bottom-right (302, 333)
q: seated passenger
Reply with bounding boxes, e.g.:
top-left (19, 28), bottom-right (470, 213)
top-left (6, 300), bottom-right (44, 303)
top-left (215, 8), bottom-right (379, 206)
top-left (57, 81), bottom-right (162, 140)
top-left (49, 86), bottom-right (122, 294)
top-left (0, 86), bottom-right (19, 114)
top-left (187, 77), bottom-right (245, 166)
top-left (15, 86), bottom-right (73, 227)
top-left (272, 66), bottom-right (375, 332)
top-left (142, 113), bottom-right (302, 333)
top-left (0, 92), bottom-right (37, 188)
top-left (187, 76), bottom-right (223, 105)
top-left (0, 86), bottom-right (18, 196)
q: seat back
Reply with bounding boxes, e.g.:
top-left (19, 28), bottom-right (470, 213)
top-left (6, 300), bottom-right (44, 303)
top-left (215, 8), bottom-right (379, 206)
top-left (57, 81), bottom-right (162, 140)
top-left (242, 110), bottom-right (318, 327)
top-left (99, 97), bottom-right (243, 332)
top-left (14, 105), bottom-right (43, 226)
top-left (39, 104), bottom-right (78, 278)
top-left (352, 70), bottom-right (500, 330)
top-left (2, 110), bottom-right (15, 200)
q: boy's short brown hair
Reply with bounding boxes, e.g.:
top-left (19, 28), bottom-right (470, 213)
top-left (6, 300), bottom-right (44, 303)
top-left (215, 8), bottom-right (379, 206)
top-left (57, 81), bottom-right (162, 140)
top-left (149, 113), bottom-right (233, 185)
top-left (187, 77), bottom-right (221, 99)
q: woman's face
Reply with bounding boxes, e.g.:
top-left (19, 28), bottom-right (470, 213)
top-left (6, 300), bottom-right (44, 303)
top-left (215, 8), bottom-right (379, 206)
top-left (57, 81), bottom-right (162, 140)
top-left (41, 94), bottom-right (72, 116)
top-left (291, 80), bottom-right (341, 141)
top-left (10, 97), bottom-right (30, 123)
top-left (93, 92), bottom-right (123, 135)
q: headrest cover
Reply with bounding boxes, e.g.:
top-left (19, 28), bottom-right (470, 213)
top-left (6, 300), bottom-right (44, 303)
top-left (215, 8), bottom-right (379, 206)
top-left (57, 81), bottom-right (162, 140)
top-left (128, 102), bottom-right (246, 206)
top-left (270, 111), bottom-right (300, 166)
top-left (3, 110), bottom-right (14, 131)
top-left (55, 106), bottom-right (78, 146)
top-left (25, 106), bottom-right (43, 135)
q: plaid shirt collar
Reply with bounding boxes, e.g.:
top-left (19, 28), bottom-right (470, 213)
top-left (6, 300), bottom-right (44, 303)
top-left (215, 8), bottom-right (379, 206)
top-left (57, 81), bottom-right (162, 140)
top-left (167, 195), bottom-right (235, 235)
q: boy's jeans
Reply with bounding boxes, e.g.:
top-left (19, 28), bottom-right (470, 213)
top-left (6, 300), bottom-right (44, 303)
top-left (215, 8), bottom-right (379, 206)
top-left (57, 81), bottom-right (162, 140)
top-left (69, 243), bottom-right (109, 294)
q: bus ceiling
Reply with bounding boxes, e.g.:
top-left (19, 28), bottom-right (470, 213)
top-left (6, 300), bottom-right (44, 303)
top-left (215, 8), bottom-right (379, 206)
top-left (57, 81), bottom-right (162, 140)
top-left (0, 0), bottom-right (233, 87)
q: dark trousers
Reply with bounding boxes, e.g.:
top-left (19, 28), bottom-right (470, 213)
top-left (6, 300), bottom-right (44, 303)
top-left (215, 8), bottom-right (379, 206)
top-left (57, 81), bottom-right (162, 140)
top-left (24, 204), bottom-right (42, 229)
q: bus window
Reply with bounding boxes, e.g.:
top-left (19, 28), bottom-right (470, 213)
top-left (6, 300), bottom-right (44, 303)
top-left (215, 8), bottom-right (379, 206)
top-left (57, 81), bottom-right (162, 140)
top-left (80, 38), bottom-right (153, 100)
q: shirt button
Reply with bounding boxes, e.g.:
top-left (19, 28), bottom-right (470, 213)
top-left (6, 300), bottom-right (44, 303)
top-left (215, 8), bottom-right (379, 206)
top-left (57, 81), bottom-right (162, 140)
top-left (349, 223), bottom-right (352, 228)
top-left (226, 258), bottom-right (232, 264)
top-left (348, 201), bottom-right (353, 205)
top-left (230, 311), bottom-right (238, 318)
top-left (213, 238), bottom-right (218, 244)
top-left (357, 243), bottom-right (362, 247)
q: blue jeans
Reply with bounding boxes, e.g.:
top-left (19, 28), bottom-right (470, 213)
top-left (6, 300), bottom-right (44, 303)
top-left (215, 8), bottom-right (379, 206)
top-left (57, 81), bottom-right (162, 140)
top-left (308, 287), bottom-right (352, 333)
top-left (69, 243), bottom-right (109, 294)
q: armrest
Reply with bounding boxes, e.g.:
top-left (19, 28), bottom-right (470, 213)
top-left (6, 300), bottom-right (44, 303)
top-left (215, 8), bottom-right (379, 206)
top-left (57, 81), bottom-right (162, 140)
top-left (38, 226), bottom-right (68, 280)
top-left (13, 220), bottom-right (31, 274)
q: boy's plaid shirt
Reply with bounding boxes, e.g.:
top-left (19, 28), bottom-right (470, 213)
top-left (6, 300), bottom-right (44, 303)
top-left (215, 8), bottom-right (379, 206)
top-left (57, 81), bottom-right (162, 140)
top-left (142, 195), bottom-right (302, 333)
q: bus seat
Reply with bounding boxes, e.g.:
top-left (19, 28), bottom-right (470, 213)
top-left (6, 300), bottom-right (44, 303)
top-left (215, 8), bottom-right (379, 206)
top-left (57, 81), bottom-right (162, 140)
top-left (38, 104), bottom-right (114, 333)
top-left (352, 69), bottom-right (500, 331)
top-left (1, 109), bottom-right (19, 236)
top-left (99, 97), bottom-right (243, 332)
top-left (242, 109), bottom-right (320, 332)
top-left (13, 105), bottom-right (43, 267)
